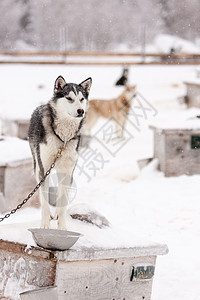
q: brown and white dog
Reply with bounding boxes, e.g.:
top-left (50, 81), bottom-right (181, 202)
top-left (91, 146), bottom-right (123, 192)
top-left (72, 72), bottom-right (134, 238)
top-left (85, 85), bottom-right (136, 138)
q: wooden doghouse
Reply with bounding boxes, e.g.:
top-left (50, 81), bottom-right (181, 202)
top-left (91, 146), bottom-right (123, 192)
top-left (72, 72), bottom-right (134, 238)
top-left (184, 80), bottom-right (200, 108)
top-left (2, 118), bottom-right (30, 140)
top-left (150, 122), bottom-right (200, 177)
top-left (0, 158), bottom-right (39, 212)
top-left (0, 137), bottom-right (39, 213)
top-left (0, 239), bottom-right (168, 300)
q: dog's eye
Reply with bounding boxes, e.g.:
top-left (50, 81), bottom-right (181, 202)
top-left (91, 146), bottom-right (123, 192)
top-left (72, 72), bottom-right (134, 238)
top-left (66, 97), bottom-right (73, 101)
top-left (80, 98), bottom-right (84, 102)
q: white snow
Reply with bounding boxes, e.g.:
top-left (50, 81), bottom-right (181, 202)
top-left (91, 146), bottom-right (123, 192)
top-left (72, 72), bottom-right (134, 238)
top-left (0, 63), bottom-right (200, 300)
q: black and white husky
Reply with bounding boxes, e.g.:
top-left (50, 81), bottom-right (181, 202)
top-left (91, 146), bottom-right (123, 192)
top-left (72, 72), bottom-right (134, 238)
top-left (28, 76), bottom-right (92, 230)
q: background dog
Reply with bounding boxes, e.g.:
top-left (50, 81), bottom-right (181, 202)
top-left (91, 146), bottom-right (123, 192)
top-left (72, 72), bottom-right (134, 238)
top-left (115, 67), bottom-right (129, 86)
top-left (28, 75), bottom-right (92, 230)
top-left (85, 85), bottom-right (136, 138)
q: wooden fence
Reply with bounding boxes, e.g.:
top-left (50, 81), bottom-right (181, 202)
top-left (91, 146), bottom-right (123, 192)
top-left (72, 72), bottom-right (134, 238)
top-left (0, 51), bottom-right (200, 65)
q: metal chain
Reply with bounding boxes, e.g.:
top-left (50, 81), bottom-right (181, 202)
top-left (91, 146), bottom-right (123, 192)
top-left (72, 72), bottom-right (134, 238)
top-left (0, 143), bottom-right (66, 223)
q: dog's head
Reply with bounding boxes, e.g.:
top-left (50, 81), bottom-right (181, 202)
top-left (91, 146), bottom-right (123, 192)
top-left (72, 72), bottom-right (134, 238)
top-left (117, 85), bottom-right (136, 110)
top-left (123, 85), bottom-right (136, 102)
top-left (53, 76), bottom-right (92, 119)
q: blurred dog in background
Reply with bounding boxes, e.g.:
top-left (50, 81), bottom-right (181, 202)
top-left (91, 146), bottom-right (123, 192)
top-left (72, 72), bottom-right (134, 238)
top-left (85, 85), bottom-right (136, 138)
top-left (115, 67), bottom-right (129, 86)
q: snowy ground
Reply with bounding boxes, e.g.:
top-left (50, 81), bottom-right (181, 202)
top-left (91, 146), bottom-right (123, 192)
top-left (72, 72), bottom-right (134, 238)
top-left (0, 64), bottom-right (200, 299)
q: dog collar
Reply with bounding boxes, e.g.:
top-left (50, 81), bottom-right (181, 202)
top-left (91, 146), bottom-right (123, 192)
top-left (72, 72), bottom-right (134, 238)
top-left (51, 125), bottom-right (65, 143)
top-left (51, 124), bottom-right (80, 146)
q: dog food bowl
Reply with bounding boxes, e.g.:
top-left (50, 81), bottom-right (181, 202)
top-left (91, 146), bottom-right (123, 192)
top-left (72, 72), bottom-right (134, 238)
top-left (20, 286), bottom-right (57, 300)
top-left (28, 228), bottom-right (82, 251)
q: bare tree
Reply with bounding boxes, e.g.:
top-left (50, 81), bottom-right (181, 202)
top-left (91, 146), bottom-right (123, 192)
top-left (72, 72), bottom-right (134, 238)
top-left (157, 0), bottom-right (200, 40)
top-left (0, 0), bottom-right (22, 50)
top-left (0, 0), bottom-right (199, 52)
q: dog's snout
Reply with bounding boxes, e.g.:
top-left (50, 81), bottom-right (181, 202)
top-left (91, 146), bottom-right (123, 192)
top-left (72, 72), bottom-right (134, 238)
top-left (77, 108), bottom-right (84, 116)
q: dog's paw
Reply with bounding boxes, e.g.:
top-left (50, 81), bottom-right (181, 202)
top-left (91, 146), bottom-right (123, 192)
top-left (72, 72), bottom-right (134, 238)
top-left (57, 222), bottom-right (67, 231)
top-left (40, 222), bottom-right (50, 229)
top-left (54, 208), bottom-right (67, 230)
top-left (40, 215), bottom-right (51, 229)
top-left (57, 215), bottom-right (67, 230)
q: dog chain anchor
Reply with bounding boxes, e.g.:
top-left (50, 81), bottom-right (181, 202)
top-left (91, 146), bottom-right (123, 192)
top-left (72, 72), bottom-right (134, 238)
top-left (0, 143), bottom-right (66, 223)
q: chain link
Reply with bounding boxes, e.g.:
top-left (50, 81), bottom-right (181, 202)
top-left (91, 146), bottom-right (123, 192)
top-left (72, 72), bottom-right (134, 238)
top-left (0, 143), bottom-right (66, 223)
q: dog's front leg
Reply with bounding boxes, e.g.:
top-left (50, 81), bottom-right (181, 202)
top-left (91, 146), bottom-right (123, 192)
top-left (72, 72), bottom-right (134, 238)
top-left (55, 172), bottom-right (71, 230)
top-left (115, 114), bottom-right (126, 139)
top-left (39, 177), bottom-right (51, 229)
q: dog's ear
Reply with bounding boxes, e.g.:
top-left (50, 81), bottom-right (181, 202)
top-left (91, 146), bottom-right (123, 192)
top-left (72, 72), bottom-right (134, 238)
top-left (54, 76), bottom-right (66, 93)
top-left (79, 77), bottom-right (92, 95)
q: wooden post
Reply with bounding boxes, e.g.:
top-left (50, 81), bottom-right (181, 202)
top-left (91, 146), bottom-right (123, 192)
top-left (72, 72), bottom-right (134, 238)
top-left (141, 25), bottom-right (146, 64)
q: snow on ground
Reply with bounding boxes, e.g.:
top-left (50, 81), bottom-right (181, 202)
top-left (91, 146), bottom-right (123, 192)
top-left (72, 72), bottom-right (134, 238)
top-left (0, 64), bottom-right (200, 299)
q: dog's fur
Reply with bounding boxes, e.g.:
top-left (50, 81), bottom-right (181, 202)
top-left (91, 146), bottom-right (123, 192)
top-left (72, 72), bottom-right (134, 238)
top-left (28, 76), bottom-right (92, 230)
top-left (85, 85), bottom-right (136, 138)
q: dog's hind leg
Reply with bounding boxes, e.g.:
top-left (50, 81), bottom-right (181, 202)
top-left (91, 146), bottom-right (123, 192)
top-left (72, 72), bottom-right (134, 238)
top-left (35, 156), bottom-right (51, 229)
top-left (39, 177), bottom-right (51, 229)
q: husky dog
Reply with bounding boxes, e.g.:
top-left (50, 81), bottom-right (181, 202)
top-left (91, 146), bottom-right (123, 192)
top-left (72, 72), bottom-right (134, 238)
top-left (115, 67), bottom-right (129, 86)
top-left (85, 85), bottom-right (136, 138)
top-left (28, 76), bottom-right (92, 230)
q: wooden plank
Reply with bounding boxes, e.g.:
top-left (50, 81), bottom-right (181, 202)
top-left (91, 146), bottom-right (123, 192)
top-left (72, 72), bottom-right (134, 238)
top-left (1, 60), bottom-right (200, 65)
top-left (163, 129), bottom-right (200, 134)
top-left (0, 248), bottom-right (56, 298)
top-left (0, 51), bottom-right (200, 58)
top-left (0, 240), bottom-right (56, 298)
top-left (0, 166), bottom-right (5, 193)
top-left (55, 244), bottom-right (168, 262)
top-left (0, 239), bottom-right (55, 260)
top-left (56, 256), bottom-right (156, 300)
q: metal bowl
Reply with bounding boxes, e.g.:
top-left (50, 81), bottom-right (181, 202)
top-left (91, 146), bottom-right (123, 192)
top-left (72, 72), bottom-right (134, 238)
top-left (28, 228), bottom-right (82, 251)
